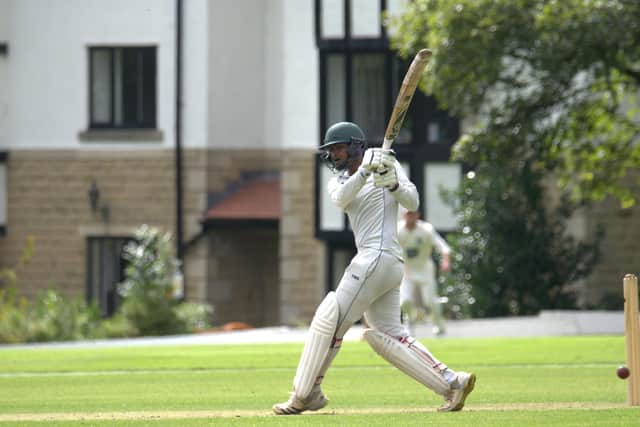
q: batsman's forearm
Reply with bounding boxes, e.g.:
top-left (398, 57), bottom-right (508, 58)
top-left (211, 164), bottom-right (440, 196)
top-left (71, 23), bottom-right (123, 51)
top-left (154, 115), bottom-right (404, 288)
top-left (391, 181), bottom-right (419, 212)
top-left (329, 169), bottom-right (369, 209)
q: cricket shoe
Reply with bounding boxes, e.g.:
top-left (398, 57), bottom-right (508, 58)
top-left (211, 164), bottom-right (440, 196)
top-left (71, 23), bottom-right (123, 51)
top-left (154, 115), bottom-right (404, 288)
top-left (272, 385), bottom-right (329, 415)
top-left (438, 371), bottom-right (476, 412)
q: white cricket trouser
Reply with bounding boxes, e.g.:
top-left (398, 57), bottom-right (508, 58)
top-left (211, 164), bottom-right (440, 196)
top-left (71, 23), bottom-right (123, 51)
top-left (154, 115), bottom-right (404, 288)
top-left (400, 260), bottom-right (445, 329)
top-left (334, 249), bottom-right (405, 339)
top-left (305, 248), bottom-right (453, 398)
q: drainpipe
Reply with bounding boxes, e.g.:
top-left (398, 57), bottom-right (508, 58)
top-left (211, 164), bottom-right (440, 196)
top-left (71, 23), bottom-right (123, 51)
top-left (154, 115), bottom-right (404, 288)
top-left (175, 0), bottom-right (185, 296)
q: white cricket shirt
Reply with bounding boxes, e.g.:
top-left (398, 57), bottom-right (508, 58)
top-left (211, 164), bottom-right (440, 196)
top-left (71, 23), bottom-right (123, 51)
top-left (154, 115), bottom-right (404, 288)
top-left (328, 160), bottom-right (419, 260)
top-left (397, 219), bottom-right (451, 277)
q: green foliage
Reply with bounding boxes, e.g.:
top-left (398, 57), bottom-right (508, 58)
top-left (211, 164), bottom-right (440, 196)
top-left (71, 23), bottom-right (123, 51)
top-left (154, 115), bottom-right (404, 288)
top-left (174, 302), bottom-right (213, 332)
top-left (100, 313), bottom-right (140, 338)
top-left (0, 287), bottom-right (30, 344)
top-left (388, 0), bottom-right (640, 207)
top-left (0, 286), bottom-right (105, 344)
top-left (25, 290), bottom-right (104, 342)
top-left (0, 236), bottom-right (113, 343)
top-left (117, 225), bottom-right (212, 336)
top-left (386, 0), bottom-right (632, 316)
top-left (0, 228), bottom-right (212, 344)
top-left (442, 163), bottom-right (602, 317)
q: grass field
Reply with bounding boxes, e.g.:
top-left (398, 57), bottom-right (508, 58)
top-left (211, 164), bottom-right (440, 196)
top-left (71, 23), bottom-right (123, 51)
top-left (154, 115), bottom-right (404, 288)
top-left (0, 335), bottom-right (638, 426)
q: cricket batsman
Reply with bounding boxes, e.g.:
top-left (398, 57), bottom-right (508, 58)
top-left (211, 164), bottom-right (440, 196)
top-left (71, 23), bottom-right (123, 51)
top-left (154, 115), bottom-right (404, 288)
top-left (273, 122), bottom-right (475, 415)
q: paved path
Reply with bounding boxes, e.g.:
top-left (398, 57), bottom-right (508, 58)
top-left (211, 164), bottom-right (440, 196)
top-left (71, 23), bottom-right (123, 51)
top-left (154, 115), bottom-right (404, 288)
top-left (414, 309), bottom-right (626, 339)
top-left (0, 310), bottom-right (627, 350)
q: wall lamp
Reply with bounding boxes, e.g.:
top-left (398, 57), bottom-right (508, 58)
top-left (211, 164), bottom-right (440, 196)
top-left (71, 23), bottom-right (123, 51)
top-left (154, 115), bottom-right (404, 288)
top-left (88, 180), bottom-right (110, 223)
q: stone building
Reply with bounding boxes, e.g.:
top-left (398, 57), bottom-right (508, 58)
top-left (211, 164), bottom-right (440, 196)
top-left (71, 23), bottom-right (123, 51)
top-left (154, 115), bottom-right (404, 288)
top-left (0, 0), bottom-right (636, 327)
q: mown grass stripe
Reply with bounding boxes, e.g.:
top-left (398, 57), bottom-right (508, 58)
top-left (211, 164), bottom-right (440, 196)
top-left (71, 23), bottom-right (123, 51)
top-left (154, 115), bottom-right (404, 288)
top-left (0, 363), bottom-right (619, 378)
top-left (0, 402), bottom-right (632, 422)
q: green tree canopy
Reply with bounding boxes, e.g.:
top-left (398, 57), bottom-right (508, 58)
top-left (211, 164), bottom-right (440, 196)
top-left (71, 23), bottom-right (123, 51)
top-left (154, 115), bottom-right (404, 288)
top-left (389, 0), bottom-right (640, 207)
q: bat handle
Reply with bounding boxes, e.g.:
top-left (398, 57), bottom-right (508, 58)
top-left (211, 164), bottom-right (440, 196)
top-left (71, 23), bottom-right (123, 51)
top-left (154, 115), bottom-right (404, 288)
top-left (382, 138), bottom-right (393, 151)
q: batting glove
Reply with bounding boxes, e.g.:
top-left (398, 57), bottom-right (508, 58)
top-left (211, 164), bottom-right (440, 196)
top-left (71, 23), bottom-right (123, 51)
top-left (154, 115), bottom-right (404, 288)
top-left (361, 148), bottom-right (378, 173)
top-left (374, 165), bottom-right (398, 190)
top-left (380, 149), bottom-right (396, 168)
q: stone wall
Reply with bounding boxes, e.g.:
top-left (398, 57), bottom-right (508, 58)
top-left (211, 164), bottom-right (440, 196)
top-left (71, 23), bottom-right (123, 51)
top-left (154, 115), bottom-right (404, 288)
top-left (0, 149), bottom-right (175, 299)
top-left (202, 148), bottom-right (324, 326)
top-left (181, 148), bottom-right (208, 303)
top-left (207, 228), bottom-right (279, 326)
top-left (279, 150), bottom-right (325, 325)
top-left (206, 149), bottom-right (282, 192)
top-left (0, 147), bottom-right (327, 328)
top-left (584, 198), bottom-right (640, 307)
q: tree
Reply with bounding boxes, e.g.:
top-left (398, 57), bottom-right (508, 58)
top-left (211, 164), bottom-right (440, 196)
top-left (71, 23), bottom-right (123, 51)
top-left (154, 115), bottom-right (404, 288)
top-left (389, 0), bottom-right (640, 207)
top-left (118, 225), bottom-right (212, 335)
top-left (386, 0), bottom-right (634, 315)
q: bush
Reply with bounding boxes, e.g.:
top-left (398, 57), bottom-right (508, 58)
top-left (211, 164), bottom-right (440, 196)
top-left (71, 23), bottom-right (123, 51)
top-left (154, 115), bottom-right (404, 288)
top-left (99, 313), bottom-right (139, 338)
top-left (26, 290), bottom-right (104, 342)
top-left (0, 287), bottom-right (30, 344)
top-left (174, 302), bottom-right (213, 332)
top-left (442, 135), bottom-right (603, 318)
top-left (0, 228), bottom-right (213, 344)
top-left (0, 287), bottom-right (104, 343)
top-left (117, 225), bottom-right (213, 336)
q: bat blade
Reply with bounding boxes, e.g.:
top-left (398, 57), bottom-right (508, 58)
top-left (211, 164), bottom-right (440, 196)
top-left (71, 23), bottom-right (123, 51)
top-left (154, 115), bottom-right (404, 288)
top-left (382, 49), bottom-right (432, 150)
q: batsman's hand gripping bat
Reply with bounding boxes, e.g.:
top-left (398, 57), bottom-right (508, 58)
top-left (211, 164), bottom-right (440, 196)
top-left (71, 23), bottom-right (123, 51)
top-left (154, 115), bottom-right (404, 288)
top-left (382, 49), bottom-right (432, 151)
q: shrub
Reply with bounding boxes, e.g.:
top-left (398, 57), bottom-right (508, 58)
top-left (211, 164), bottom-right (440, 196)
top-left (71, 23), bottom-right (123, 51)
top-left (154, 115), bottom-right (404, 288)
top-left (0, 228), bottom-right (213, 344)
top-left (117, 225), bottom-right (213, 335)
top-left (0, 287), bottom-right (30, 344)
top-left (442, 143), bottom-right (602, 317)
top-left (26, 290), bottom-right (104, 342)
top-left (174, 302), bottom-right (213, 332)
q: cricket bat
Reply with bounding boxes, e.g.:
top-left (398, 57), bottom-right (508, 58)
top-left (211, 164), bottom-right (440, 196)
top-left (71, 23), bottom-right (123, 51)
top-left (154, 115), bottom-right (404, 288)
top-left (382, 49), bottom-right (432, 150)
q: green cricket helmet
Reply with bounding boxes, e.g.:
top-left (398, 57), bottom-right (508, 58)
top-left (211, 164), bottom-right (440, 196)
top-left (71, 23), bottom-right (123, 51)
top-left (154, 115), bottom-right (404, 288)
top-left (319, 122), bottom-right (367, 172)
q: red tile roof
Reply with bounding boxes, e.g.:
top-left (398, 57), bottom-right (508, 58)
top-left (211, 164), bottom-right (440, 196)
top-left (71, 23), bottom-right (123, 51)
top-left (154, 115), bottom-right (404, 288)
top-left (205, 177), bottom-right (280, 221)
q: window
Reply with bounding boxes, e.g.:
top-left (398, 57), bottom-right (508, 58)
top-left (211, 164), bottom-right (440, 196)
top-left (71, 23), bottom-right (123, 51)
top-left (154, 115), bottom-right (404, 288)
top-left (89, 47), bottom-right (156, 129)
top-left (87, 236), bottom-right (133, 317)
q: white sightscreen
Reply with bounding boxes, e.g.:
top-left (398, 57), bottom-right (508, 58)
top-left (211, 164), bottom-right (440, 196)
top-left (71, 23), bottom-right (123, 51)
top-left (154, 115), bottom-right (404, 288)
top-left (424, 163), bottom-right (461, 231)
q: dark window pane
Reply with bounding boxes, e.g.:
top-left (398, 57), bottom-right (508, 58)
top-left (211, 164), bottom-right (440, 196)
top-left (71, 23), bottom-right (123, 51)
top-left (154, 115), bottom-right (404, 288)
top-left (141, 48), bottom-right (157, 127)
top-left (87, 237), bottom-right (133, 317)
top-left (113, 48), bottom-right (123, 125)
top-left (121, 48), bottom-right (139, 127)
top-left (352, 53), bottom-right (385, 144)
top-left (326, 54), bottom-right (346, 125)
